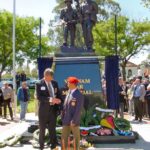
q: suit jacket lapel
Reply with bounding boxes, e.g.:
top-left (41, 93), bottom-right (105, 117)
top-left (72, 89), bottom-right (78, 98)
top-left (51, 81), bottom-right (55, 89)
top-left (42, 79), bottom-right (50, 96)
top-left (64, 89), bottom-right (78, 107)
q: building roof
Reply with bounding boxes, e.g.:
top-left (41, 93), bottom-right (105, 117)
top-left (126, 61), bottom-right (138, 67)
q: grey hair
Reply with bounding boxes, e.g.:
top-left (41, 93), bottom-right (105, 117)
top-left (44, 68), bottom-right (54, 76)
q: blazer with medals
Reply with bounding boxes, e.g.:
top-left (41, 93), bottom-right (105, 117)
top-left (62, 89), bottom-right (84, 126)
top-left (35, 79), bottom-right (62, 116)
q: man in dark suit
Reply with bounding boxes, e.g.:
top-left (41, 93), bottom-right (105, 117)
top-left (61, 76), bottom-right (84, 150)
top-left (35, 68), bottom-right (62, 150)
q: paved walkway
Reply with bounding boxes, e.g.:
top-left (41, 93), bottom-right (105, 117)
top-left (0, 113), bottom-right (150, 150)
top-left (0, 113), bottom-right (38, 144)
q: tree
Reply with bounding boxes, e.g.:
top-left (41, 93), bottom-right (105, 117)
top-left (47, 0), bottom-right (121, 47)
top-left (0, 10), bottom-right (51, 80)
top-left (141, 54), bottom-right (150, 68)
top-left (141, 0), bottom-right (150, 9)
top-left (31, 68), bottom-right (38, 78)
top-left (93, 16), bottom-right (150, 80)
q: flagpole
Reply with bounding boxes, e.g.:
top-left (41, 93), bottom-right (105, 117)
top-left (13, 0), bottom-right (17, 118)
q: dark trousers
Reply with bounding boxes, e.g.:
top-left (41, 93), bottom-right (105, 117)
top-left (38, 107), bottom-right (57, 149)
top-left (3, 99), bottom-right (13, 119)
top-left (147, 100), bottom-right (150, 118)
top-left (133, 97), bottom-right (143, 120)
top-left (16, 81), bottom-right (20, 90)
top-left (82, 20), bottom-right (94, 49)
top-left (0, 106), bottom-right (2, 117)
top-left (64, 25), bottom-right (76, 46)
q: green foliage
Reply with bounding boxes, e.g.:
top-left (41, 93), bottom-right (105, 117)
top-left (0, 10), bottom-right (51, 79)
top-left (53, 0), bottom-right (121, 20)
top-left (93, 16), bottom-right (150, 79)
top-left (17, 89), bottom-right (35, 113)
top-left (141, 54), bottom-right (150, 67)
top-left (141, 0), bottom-right (150, 9)
top-left (94, 16), bottom-right (150, 57)
top-left (30, 68), bottom-right (38, 78)
top-left (114, 118), bottom-right (131, 131)
top-left (80, 105), bottom-right (101, 127)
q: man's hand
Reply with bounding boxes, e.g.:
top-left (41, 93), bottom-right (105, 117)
top-left (52, 98), bottom-right (61, 105)
top-left (49, 98), bottom-right (61, 105)
top-left (70, 121), bottom-right (76, 127)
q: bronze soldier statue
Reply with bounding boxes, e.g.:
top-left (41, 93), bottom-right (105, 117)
top-left (60, 0), bottom-right (78, 47)
top-left (81, 0), bottom-right (98, 50)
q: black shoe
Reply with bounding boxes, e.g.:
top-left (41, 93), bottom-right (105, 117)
top-left (40, 147), bottom-right (43, 150)
top-left (39, 144), bottom-right (44, 150)
top-left (51, 144), bottom-right (57, 149)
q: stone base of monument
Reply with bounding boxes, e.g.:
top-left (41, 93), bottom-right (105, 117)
top-left (55, 46), bottom-right (96, 57)
top-left (54, 50), bottom-right (103, 108)
top-left (85, 132), bottom-right (138, 144)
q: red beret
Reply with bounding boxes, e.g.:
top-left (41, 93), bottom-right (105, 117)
top-left (67, 76), bottom-right (80, 84)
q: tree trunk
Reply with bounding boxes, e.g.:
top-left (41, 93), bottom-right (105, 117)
top-left (121, 60), bottom-right (127, 81)
top-left (121, 65), bottom-right (126, 81)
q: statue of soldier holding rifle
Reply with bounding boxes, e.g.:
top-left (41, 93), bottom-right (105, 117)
top-left (60, 0), bottom-right (78, 47)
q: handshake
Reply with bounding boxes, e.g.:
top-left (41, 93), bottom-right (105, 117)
top-left (49, 98), bottom-right (61, 105)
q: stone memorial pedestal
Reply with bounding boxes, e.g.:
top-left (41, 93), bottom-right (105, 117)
top-left (54, 46), bottom-right (103, 108)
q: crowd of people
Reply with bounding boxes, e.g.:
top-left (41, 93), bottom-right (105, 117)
top-left (102, 76), bottom-right (150, 122)
top-left (0, 82), bottom-right (14, 120)
top-left (0, 71), bottom-right (29, 122)
top-left (16, 71), bottom-right (27, 89)
top-left (1, 67), bottom-right (150, 149)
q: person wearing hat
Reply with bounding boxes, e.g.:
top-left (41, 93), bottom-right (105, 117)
top-left (60, 0), bottom-right (78, 47)
top-left (61, 76), bottom-right (84, 150)
top-left (2, 81), bottom-right (14, 120)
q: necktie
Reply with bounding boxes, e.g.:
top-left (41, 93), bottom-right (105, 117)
top-left (64, 91), bottom-right (71, 106)
top-left (48, 82), bottom-right (54, 97)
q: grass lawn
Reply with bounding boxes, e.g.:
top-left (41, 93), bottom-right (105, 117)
top-left (17, 88), bottom-right (37, 113)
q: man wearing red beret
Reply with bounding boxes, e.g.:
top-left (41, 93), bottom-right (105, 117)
top-left (61, 76), bottom-right (84, 150)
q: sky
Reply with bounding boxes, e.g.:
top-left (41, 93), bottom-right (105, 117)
top-left (116, 0), bottom-right (150, 20)
top-left (0, 0), bottom-right (149, 64)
